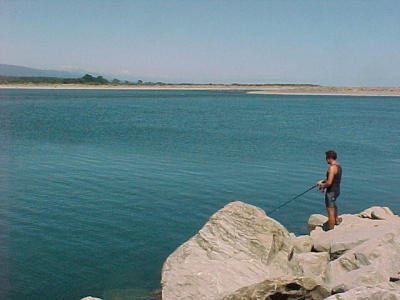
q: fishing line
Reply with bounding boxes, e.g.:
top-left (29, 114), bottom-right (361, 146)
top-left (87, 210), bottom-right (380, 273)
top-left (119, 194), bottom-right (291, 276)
top-left (268, 184), bottom-right (317, 215)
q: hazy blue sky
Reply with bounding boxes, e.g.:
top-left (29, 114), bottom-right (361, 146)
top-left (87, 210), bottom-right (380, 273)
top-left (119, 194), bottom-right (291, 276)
top-left (1, 0), bottom-right (400, 85)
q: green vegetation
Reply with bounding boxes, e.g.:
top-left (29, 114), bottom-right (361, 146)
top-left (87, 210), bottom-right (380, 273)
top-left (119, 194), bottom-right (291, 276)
top-left (0, 74), bottom-right (127, 85)
top-left (0, 74), bottom-right (171, 86)
top-left (0, 74), bottom-right (319, 87)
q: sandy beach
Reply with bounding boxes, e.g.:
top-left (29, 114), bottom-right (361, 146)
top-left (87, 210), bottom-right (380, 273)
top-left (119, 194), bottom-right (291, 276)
top-left (1, 83), bottom-right (400, 96)
top-left (247, 86), bottom-right (400, 97)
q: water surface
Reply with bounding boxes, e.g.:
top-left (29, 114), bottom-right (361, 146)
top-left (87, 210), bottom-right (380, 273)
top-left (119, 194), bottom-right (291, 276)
top-left (1, 89), bottom-right (399, 299)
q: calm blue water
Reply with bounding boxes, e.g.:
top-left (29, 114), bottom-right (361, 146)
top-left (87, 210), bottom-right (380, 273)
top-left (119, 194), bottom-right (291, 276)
top-left (1, 89), bottom-right (400, 300)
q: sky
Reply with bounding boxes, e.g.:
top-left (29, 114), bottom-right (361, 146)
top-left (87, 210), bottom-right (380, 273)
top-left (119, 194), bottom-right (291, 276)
top-left (1, 0), bottom-right (400, 86)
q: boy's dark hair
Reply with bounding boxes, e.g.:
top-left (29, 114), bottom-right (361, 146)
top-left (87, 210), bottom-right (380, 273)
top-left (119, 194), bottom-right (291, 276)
top-left (325, 150), bottom-right (337, 160)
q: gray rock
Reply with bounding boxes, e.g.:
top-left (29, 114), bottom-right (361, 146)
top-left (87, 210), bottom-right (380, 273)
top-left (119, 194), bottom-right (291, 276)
top-left (310, 214), bottom-right (383, 254)
top-left (222, 276), bottom-right (330, 300)
top-left (359, 206), bottom-right (396, 220)
top-left (80, 297), bottom-right (103, 300)
top-left (325, 282), bottom-right (400, 300)
top-left (161, 203), bottom-right (400, 300)
top-left (291, 235), bottom-right (313, 253)
top-left (307, 214), bottom-right (328, 232)
top-left (102, 288), bottom-right (161, 300)
top-left (323, 221), bottom-right (400, 291)
top-left (306, 208), bottom-right (400, 292)
top-left (161, 201), bottom-right (295, 300)
top-left (289, 252), bottom-right (330, 280)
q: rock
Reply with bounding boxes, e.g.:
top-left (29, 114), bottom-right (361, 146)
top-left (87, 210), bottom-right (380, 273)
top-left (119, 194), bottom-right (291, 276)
top-left (161, 204), bottom-right (400, 300)
top-left (310, 214), bottom-right (384, 254)
top-left (307, 209), bottom-right (400, 292)
top-left (325, 282), bottom-right (400, 300)
top-left (359, 206), bottom-right (396, 220)
top-left (161, 201), bottom-right (295, 300)
top-left (323, 221), bottom-right (400, 291)
top-left (80, 297), bottom-right (102, 300)
top-left (222, 276), bottom-right (330, 300)
top-left (289, 252), bottom-right (330, 280)
top-left (307, 214), bottom-right (327, 232)
top-left (102, 288), bottom-right (161, 300)
top-left (291, 235), bottom-right (313, 253)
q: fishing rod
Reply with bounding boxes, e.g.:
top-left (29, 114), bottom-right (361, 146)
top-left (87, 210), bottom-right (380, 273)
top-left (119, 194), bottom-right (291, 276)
top-left (268, 184), bottom-right (317, 215)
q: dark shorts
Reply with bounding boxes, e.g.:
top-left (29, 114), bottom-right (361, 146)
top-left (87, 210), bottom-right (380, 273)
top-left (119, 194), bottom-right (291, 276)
top-left (325, 192), bottom-right (339, 208)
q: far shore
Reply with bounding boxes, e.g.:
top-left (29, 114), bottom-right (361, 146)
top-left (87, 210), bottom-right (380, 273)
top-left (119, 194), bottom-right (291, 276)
top-left (1, 83), bottom-right (400, 97)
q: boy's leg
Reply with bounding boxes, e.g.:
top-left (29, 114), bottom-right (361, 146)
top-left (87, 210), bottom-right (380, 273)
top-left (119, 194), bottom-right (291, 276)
top-left (327, 207), bottom-right (336, 230)
top-left (334, 204), bottom-right (342, 225)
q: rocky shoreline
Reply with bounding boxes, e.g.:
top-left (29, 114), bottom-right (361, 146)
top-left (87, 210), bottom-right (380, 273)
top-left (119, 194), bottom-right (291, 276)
top-left (82, 201), bottom-right (400, 300)
top-left (161, 201), bottom-right (400, 300)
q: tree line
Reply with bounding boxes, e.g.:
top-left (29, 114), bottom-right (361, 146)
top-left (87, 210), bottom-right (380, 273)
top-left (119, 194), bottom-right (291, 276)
top-left (0, 74), bottom-right (151, 85)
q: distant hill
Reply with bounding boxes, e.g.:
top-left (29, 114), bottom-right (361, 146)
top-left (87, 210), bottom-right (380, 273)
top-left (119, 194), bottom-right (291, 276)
top-left (0, 64), bottom-right (86, 78)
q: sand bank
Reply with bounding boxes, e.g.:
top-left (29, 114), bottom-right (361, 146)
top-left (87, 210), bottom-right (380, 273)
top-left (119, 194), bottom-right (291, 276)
top-left (247, 86), bottom-right (400, 97)
top-left (1, 84), bottom-right (399, 96)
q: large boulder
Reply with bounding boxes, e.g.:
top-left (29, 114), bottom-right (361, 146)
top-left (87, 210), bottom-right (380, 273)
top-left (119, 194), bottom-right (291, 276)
top-left (358, 206), bottom-right (397, 221)
top-left (307, 209), bottom-right (400, 292)
top-left (310, 214), bottom-right (386, 254)
top-left (161, 201), bottom-right (295, 300)
top-left (222, 276), bottom-right (330, 300)
top-left (323, 221), bottom-right (400, 291)
top-left (161, 203), bottom-right (400, 300)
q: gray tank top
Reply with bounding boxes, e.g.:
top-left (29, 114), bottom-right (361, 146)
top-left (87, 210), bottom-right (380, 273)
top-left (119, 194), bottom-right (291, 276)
top-left (326, 165), bottom-right (342, 195)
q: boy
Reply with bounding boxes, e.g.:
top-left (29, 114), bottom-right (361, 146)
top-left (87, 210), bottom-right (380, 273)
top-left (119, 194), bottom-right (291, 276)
top-left (317, 150), bottom-right (342, 230)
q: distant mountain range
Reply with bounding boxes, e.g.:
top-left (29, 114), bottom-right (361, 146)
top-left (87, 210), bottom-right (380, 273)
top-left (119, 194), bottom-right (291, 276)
top-left (0, 64), bottom-right (94, 78)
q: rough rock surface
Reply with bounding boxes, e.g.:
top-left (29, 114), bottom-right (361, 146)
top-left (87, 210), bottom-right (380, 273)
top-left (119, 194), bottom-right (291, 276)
top-left (358, 206), bottom-right (397, 220)
top-left (325, 282), bottom-right (400, 300)
top-left (310, 214), bottom-right (381, 253)
top-left (289, 252), bottom-right (330, 281)
top-left (222, 276), bottom-right (330, 300)
top-left (323, 221), bottom-right (400, 290)
top-left (307, 214), bottom-right (327, 232)
top-left (161, 201), bottom-right (294, 300)
top-left (161, 202), bottom-right (400, 300)
top-left (307, 212), bottom-right (400, 291)
top-left (291, 234), bottom-right (313, 253)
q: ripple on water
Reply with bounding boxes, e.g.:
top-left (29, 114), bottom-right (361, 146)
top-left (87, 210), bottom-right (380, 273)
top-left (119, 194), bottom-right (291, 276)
top-left (1, 90), bottom-right (400, 299)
